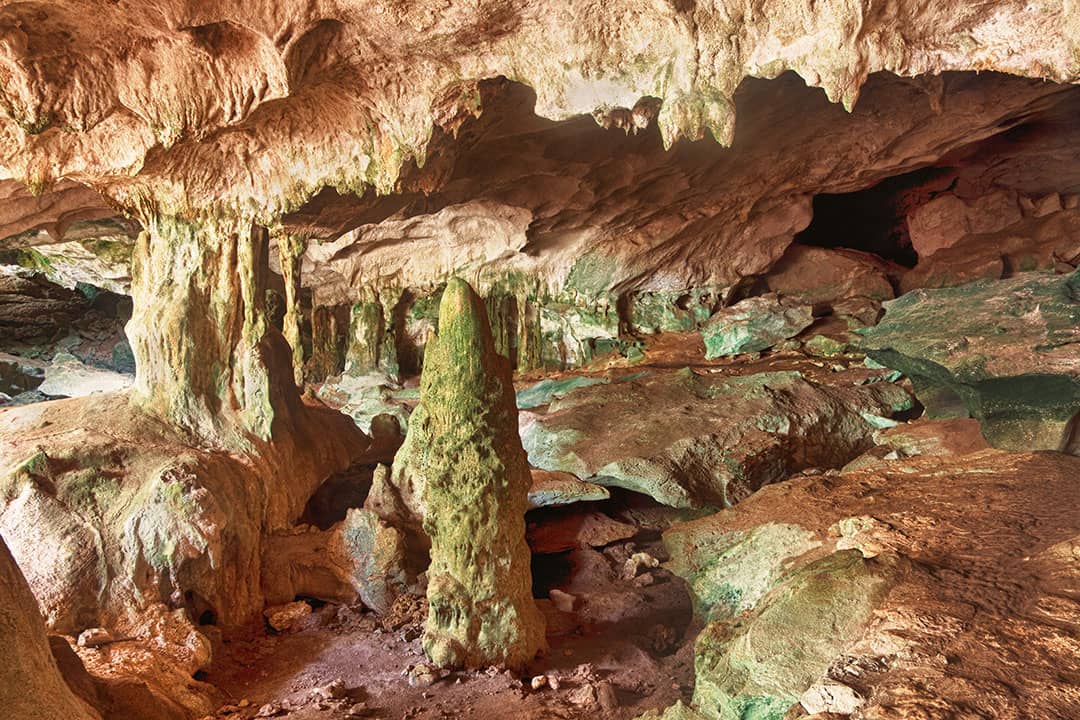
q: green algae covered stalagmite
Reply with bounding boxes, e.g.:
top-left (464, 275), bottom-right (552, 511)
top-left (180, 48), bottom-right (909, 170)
top-left (414, 277), bottom-right (545, 669)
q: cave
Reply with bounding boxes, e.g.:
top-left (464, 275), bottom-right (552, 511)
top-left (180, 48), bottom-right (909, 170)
top-left (1, 4), bottom-right (1080, 720)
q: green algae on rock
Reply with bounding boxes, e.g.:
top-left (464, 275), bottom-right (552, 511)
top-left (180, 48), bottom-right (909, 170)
top-left (397, 277), bottom-right (544, 669)
top-left (700, 295), bottom-right (814, 359)
top-left (858, 271), bottom-right (1080, 453)
top-left (520, 366), bottom-right (913, 508)
top-left (690, 551), bottom-right (893, 720)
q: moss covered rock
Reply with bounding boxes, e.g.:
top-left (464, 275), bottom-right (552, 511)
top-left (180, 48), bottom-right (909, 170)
top-left (691, 551), bottom-right (893, 720)
top-left (396, 278), bottom-right (544, 669)
top-left (700, 295), bottom-right (813, 359)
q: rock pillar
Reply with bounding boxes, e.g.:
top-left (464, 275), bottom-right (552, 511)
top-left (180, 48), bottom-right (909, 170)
top-left (404, 277), bottom-right (544, 668)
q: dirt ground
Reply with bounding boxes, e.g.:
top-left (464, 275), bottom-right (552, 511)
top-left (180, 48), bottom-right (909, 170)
top-left (204, 529), bottom-right (697, 720)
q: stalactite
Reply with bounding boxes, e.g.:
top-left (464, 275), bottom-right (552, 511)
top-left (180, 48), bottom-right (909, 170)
top-left (275, 231), bottom-right (307, 387)
top-left (127, 215), bottom-right (297, 443)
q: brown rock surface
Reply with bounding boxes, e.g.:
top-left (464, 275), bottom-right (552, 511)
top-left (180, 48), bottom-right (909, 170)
top-left (0, 534), bottom-right (101, 720)
top-left (662, 449), bottom-right (1080, 719)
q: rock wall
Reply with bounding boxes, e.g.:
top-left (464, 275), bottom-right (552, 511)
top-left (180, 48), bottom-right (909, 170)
top-left (0, 534), bottom-right (101, 720)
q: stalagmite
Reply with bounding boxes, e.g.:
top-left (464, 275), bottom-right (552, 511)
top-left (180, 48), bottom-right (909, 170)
top-left (406, 277), bottom-right (545, 669)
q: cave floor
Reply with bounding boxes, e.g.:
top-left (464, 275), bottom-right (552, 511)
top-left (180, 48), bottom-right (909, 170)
top-left (205, 533), bottom-right (695, 720)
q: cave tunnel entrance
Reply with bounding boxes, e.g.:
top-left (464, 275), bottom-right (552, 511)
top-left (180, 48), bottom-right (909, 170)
top-left (793, 165), bottom-right (958, 267)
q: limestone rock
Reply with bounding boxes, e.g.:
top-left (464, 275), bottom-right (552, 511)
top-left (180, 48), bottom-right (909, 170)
top-left (764, 245), bottom-right (894, 306)
top-left (263, 601), bottom-right (312, 632)
top-left (527, 469), bottom-right (611, 510)
top-left (700, 295), bottom-right (813, 358)
top-left (38, 352), bottom-right (133, 398)
top-left (520, 366), bottom-right (913, 508)
top-left (858, 272), bottom-right (1080, 452)
top-left (0, 391), bottom-right (368, 636)
top-left (653, 450), bottom-right (1080, 719)
top-left (396, 278), bottom-right (544, 669)
top-left (0, 534), bottom-right (102, 720)
top-left (262, 508), bottom-right (412, 615)
top-left (690, 551), bottom-right (892, 720)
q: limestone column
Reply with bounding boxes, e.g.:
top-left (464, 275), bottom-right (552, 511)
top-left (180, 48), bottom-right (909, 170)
top-left (126, 214), bottom-right (297, 443)
top-left (399, 277), bottom-right (545, 669)
top-left (275, 232), bottom-right (307, 387)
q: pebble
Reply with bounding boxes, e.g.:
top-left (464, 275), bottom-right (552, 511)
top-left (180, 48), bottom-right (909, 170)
top-left (77, 627), bottom-right (113, 648)
top-left (530, 675), bottom-right (548, 691)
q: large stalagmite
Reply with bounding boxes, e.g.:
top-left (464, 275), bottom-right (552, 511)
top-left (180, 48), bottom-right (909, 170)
top-left (406, 277), bottom-right (545, 669)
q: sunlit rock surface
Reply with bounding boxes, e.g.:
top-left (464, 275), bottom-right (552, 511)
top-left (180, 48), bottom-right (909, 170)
top-left (655, 449), bottom-right (1080, 720)
top-left (0, 534), bottom-right (101, 720)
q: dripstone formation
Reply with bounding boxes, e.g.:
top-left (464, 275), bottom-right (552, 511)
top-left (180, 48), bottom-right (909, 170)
top-left (403, 277), bottom-right (545, 669)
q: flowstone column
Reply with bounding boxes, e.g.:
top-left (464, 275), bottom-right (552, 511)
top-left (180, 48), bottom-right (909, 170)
top-left (275, 231), bottom-right (307, 387)
top-left (412, 277), bottom-right (545, 669)
top-left (127, 214), bottom-right (297, 443)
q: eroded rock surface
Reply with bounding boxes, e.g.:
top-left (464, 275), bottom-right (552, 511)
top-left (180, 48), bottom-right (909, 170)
top-left (655, 449), bottom-right (1080, 720)
top-left (0, 534), bottom-right (101, 720)
top-left (521, 364), bottom-right (913, 508)
top-left (859, 271), bottom-right (1080, 452)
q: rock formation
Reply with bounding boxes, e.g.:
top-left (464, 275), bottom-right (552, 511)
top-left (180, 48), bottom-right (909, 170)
top-left (859, 271), bottom-right (1080, 453)
top-left (0, 534), bottom-right (101, 720)
top-left (654, 447), bottom-right (1080, 719)
top-left (394, 277), bottom-right (544, 669)
top-left (0, 2), bottom-right (1079, 718)
top-left (520, 364), bottom-right (913, 508)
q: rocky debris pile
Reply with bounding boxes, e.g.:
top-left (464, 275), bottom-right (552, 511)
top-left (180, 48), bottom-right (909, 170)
top-left (858, 270), bottom-right (1080, 452)
top-left (520, 364), bottom-right (913, 508)
top-left (647, 448), bottom-right (1080, 719)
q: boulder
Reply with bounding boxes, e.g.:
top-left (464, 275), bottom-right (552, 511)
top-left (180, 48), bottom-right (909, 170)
top-left (527, 469), bottom-right (611, 510)
top-left (520, 366), bottom-right (913, 508)
top-left (764, 245), bottom-right (894, 306)
top-left (700, 294), bottom-right (813, 358)
top-left (654, 450), bottom-right (1080, 719)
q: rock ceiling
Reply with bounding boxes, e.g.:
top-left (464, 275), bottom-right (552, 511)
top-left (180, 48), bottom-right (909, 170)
top-left (0, 1), bottom-right (1078, 298)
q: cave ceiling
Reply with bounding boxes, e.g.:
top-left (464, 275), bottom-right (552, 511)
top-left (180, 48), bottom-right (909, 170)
top-left (0, 1), bottom-right (1078, 298)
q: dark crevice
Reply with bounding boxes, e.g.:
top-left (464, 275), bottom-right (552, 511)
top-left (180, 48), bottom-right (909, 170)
top-left (794, 165), bottom-right (957, 266)
top-left (299, 463), bottom-right (377, 530)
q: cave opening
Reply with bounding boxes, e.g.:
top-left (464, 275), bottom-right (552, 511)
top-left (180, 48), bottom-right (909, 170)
top-left (793, 165), bottom-right (956, 267)
top-left (299, 462), bottom-right (378, 530)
